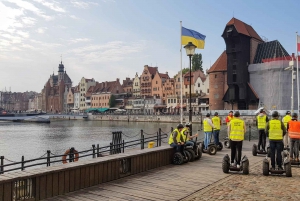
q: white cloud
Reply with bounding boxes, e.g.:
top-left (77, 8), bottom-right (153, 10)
top-left (0, 2), bottom-right (24, 31)
top-left (21, 17), bottom-right (36, 26)
top-left (33, 0), bottom-right (66, 13)
top-left (69, 15), bottom-right (79, 20)
top-left (70, 1), bottom-right (98, 9)
top-left (36, 27), bottom-right (47, 34)
top-left (16, 30), bottom-right (29, 38)
top-left (69, 38), bottom-right (91, 44)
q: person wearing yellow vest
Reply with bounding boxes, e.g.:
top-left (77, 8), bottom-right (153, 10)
top-left (169, 124), bottom-right (185, 152)
top-left (181, 122), bottom-right (198, 147)
top-left (266, 111), bottom-right (286, 170)
top-left (287, 113), bottom-right (300, 162)
top-left (203, 113), bottom-right (216, 151)
top-left (212, 112), bottom-right (221, 147)
top-left (256, 109), bottom-right (269, 152)
top-left (227, 111), bottom-right (246, 168)
top-left (282, 111), bottom-right (292, 149)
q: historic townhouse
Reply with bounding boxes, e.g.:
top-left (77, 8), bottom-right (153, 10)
top-left (91, 79), bottom-right (125, 109)
top-left (78, 77), bottom-right (96, 112)
top-left (132, 73), bottom-right (140, 97)
top-left (140, 65), bottom-right (157, 97)
top-left (73, 85), bottom-right (80, 111)
top-left (66, 87), bottom-right (75, 112)
top-left (122, 77), bottom-right (133, 96)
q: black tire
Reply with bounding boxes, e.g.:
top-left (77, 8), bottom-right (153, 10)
top-left (173, 152), bottom-right (184, 165)
top-left (242, 160), bottom-right (249, 175)
top-left (183, 150), bottom-right (191, 163)
top-left (263, 159), bottom-right (269, 176)
top-left (252, 144), bottom-right (258, 156)
top-left (194, 145), bottom-right (202, 160)
top-left (217, 142), bottom-right (223, 151)
top-left (224, 139), bottom-right (230, 149)
top-left (285, 162), bottom-right (292, 177)
top-left (222, 156), bottom-right (230, 173)
top-left (186, 149), bottom-right (196, 162)
top-left (208, 145), bottom-right (217, 155)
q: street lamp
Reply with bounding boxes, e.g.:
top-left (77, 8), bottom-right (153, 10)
top-left (184, 42), bottom-right (197, 136)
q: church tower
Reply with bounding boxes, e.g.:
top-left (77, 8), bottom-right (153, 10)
top-left (58, 60), bottom-right (64, 83)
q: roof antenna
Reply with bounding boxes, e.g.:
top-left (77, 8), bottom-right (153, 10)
top-left (61, 54), bottom-right (62, 64)
top-left (233, 11), bottom-right (234, 18)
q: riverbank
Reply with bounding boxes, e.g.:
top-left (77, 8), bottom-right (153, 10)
top-left (87, 114), bottom-right (257, 125)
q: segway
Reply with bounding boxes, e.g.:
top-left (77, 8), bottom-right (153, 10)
top-left (172, 145), bottom-right (192, 165)
top-left (201, 133), bottom-right (217, 155)
top-left (252, 143), bottom-right (267, 156)
top-left (262, 149), bottom-right (292, 177)
top-left (222, 153), bottom-right (249, 175)
top-left (224, 137), bottom-right (230, 148)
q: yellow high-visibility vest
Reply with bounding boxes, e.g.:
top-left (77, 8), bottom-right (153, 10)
top-left (269, 119), bottom-right (283, 140)
top-left (181, 128), bottom-right (188, 141)
top-left (229, 118), bottom-right (244, 141)
top-left (203, 119), bottom-right (212, 132)
top-left (283, 115), bottom-right (292, 128)
top-left (257, 115), bottom-right (267, 129)
top-left (212, 116), bottom-right (221, 130)
top-left (168, 129), bottom-right (181, 144)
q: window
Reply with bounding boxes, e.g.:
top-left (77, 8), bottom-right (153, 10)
top-left (156, 81), bottom-right (158, 84)
top-left (207, 89), bottom-right (209, 93)
top-left (178, 78), bottom-right (180, 82)
top-left (233, 74), bottom-right (237, 82)
top-left (215, 74), bottom-right (217, 78)
top-left (198, 83), bottom-right (200, 87)
top-left (168, 99), bottom-right (170, 103)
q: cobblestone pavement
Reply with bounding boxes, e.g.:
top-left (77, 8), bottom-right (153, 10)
top-left (182, 162), bottom-right (300, 201)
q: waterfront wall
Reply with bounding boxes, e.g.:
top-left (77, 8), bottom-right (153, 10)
top-left (0, 146), bottom-right (173, 201)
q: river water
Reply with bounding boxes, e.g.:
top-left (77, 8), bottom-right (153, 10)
top-left (0, 120), bottom-right (255, 165)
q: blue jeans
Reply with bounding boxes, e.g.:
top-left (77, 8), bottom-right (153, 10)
top-left (170, 143), bottom-right (182, 152)
top-left (270, 141), bottom-right (283, 168)
top-left (185, 140), bottom-right (194, 147)
top-left (213, 130), bottom-right (220, 145)
top-left (204, 132), bottom-right (212, 149)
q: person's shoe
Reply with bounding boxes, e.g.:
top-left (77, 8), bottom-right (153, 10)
top-left (237, 164), bottom-right (240, 169)
top-left (270, 167), bottom-right (275, 171)
top-left (203, 149), bottom-right (207, 152)
top-left (278, 166), bottom-right (283, 171)
top-left (231, 163), bottom-right (235, 167)
top-left (296, 158), bottom-right (300, 162)
top-left (290, 157), bottom-right (294, 161)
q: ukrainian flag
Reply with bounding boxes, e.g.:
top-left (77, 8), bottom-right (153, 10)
top-left (182, 27), bottom-right (206, 49)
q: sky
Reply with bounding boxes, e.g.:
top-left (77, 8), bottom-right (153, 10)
top-left (1, 0), bottom-right (300, 93)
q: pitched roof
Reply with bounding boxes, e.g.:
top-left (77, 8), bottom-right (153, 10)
top-left (253, 40), bottom-right (290, 64)
top-left (226, 18), bottom-right (263, 41)
top-left (207, 51), bottom-right (227, 73)
top-left (159, 73), bottom-right (169, 79)
top-left (147, 66), bottom-right (158, 75)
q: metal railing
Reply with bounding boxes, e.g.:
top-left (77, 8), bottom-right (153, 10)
top-left (0, 128), bottom-right (169, 174)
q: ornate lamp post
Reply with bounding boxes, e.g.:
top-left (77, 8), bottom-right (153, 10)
top-left (184, 42), bottom-right (197, 136)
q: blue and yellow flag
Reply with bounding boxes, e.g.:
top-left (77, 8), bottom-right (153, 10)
top-left (182, 27), bottom-right (206, 49)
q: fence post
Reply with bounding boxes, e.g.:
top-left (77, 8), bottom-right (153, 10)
top-left (47, 150), bottom-right (51, 167)
top-left (142, 134), bottom-right (145, 149)
top-left (97, 144), bottom-right (100, 157)
top-left (92, 144), bottom-right (95, 158)
top-left (122, 140), bottom-right (125, 153)
top-left (159, 128), bottom-right (162, 146)
top-left (141, 130), bottom-right (143, 150)
top-left (110, 142), bottom-right (113, 155)
top-left (21, 156), bottom-right (25, 171)
top-left (0, 156), bottom-right (4, 174)
top-left (171, 127), bottom-right (173, 133)
top-left (248, 124), bottom-right (251, 141)
top-left (69, 147), bottom-right (74, 162)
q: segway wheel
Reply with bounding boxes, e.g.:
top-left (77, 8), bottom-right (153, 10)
top-left (224, 139), bottom-right (230, 149)
top-left (242, 160), bottom-right (249, 175)
top-left (252, 144), bottom-right (258, 156)
top-left (285, 162), bottom-right (292, 177)
top-left (217, 142), bottom-right (223, 151)
top-left (173, 152), bottom-right (184, 165)
top-left (183, 150), bottom-right (191, 163)
top-left (186, 149), bottom-right (196, 162)
top-left (262, 159), bottom-right (269, 176)
top-left (208, 145), bottom-right (217, 155)
top-left (222, 156), bottom-right (230, 173)
top-left (194, 144), bottom-right (202, 160)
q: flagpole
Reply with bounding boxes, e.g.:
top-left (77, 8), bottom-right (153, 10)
top-left (180, 21), bottom-right (183, 124)
top-left (297, 31), bottom-right (299, 113)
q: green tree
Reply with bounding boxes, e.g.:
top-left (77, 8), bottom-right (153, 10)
top-left (182, 68), bottom-right (189, 75)
top-left (192, 53), bottom-right (203, 72)
top-left (109, 95), bottom-right (116, 108)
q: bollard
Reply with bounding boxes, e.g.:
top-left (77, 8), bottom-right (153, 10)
top-left (156, 132), bottom-right (159, 147)
top-left (159, 128), bottom-right (162, 146)
top-left (141, 134), bottom-right (145, 150)
top-left (97, 144), bottom-right (100, 157)
top-left (122, 140), bottom-right (125, 153)
top-left (47, 150), bottom-right (51, 167)
top-left (69, 147), bottom-right (74, 162)
top-left (140, 130), bottom-right (144, 150)
top-left (110, 142), bottom-right (113, 155)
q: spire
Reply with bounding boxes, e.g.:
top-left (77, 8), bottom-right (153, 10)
top-left (61, 54), bottom-right (62, 64)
